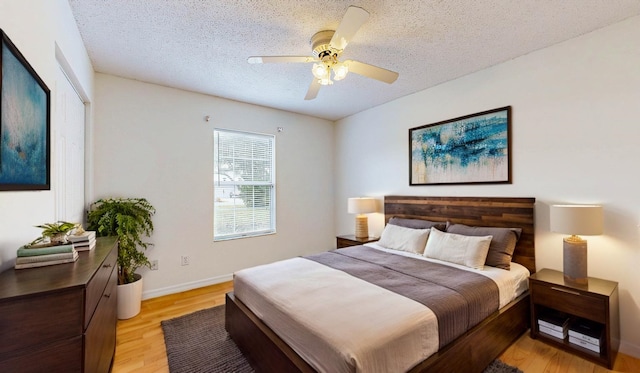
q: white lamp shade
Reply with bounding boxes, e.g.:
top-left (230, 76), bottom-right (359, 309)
top-left (550, 204), bottom-right (603, 236)
top-left (348, 197), bottom-right (376, 214)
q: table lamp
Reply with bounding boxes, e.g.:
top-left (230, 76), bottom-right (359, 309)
top-left (348, 197), bottom-right (376, 238)
top-left (550, 204), bottom-right (603, 284)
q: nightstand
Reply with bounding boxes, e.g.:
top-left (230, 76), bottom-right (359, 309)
top-left (336, 235), bottom-right (379, 248)
top-left (529, 268), bottom-right (619, 369)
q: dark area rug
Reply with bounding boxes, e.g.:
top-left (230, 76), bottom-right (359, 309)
top-left (161, 305), bottom-right (253, 373)
top-left (161, 305), bottom-right (523, 373)
top-left (483, 359), bottom-right (523, 373)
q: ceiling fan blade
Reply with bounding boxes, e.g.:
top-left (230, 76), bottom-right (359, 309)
top-left (330, 6), bottom-right (369, 51)
top-left (345, 60), bottom-right (399, 84)
top-left (248, 56), bottom-right (316, 64)
top-left (304, 79), bottom-right (321, 100)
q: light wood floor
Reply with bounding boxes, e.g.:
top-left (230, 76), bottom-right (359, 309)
top-left (113, 281), bottom-right (640, 373)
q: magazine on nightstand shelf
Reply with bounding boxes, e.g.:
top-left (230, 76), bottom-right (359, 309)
top-left (538, 309), bottom-right (570, 334)
top-left (569, 319), bottom-right (603, 344)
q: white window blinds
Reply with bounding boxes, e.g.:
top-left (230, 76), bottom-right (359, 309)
top-left (214, 129), bottom-right (275, 240)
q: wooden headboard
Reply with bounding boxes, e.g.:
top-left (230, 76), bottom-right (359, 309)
top-left (384, 196), bottom-right (536, 274)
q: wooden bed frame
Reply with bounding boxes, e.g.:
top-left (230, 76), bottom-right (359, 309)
top-left (226, 196), bottom-right (536, 373)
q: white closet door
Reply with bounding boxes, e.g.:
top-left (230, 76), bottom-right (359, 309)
top-left (54, 65), bottom-right (85, 224)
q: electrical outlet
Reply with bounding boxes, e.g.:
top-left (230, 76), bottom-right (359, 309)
top-left (150, 260), bottom-right (158, 270)
top-left (181, 256), bottom-right (190, 266)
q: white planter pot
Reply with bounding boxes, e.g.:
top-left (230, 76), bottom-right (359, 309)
top-left (117, 273), bottom-right (143, 319)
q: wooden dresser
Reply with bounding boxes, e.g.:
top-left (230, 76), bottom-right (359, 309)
top-left (0, 236), bottom-right (118, 372)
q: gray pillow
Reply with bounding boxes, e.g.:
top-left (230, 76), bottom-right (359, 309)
top-left (445, 224), bottom-right (521, 270)
top-left (388, 217), bottom-right (446, 231)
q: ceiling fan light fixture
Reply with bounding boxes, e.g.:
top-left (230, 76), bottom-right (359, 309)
top-left (312, 63), bottom-right (329, 79)
top-left (318, 76), bottom-right (333, 86)
top-left (248, 6), bottom-right (398, 100)
top-left (332, 63), bottom-right (349, 81)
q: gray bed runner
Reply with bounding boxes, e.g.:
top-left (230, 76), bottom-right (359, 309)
top-left (305, 246), bottom-right (499, 347)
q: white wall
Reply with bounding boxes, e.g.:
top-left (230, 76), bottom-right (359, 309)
top-left (335, 15), bottom-right (640, 357)
top-left (92, 74), bottom-right (335, 297)
top-left (0, 0), bottom-right (94, 272)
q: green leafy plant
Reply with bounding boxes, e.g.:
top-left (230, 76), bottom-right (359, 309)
top-left (31, 221), bottom-right (78, 245)
top-left (87, 198), bottom-right (155, 285)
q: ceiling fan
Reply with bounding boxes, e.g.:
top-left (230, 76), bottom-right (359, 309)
top-left (247, 6), bottom-right (399, 100)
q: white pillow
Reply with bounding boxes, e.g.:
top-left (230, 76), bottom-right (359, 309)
top-left (377, 224), bottom-right (431, 254)
top-left (423, 228), bottom-right (492, 270)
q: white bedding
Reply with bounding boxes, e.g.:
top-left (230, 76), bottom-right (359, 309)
top-left (364, 242), bottom-right (531, 308)
top-left (233, 245), bottom-right (530, 373)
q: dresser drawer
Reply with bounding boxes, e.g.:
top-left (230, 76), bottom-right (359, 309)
top-left (85, 246), bottom-right (117, 327)
top-left (85, 267), bottom-right (117, 373)
top-left (530, 282), bottom-right (607, 323)
top-left (0, 288), bottom-right (83, 356)
top-left (0, 335), bottom-right (83, 373)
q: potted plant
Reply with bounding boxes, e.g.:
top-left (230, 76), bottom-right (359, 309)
top-left (87, 197), bottom-right (155, 319)
top-left (30, 221), bottom-right (79, 246)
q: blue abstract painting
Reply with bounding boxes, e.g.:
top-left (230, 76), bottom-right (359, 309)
top-left (410, 107), bottom-right (511, 185)
top-left (1, 30), bottom-right (50, 190)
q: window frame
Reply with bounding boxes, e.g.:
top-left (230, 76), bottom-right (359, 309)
top-left (213, 128), bottom-right (276, 241)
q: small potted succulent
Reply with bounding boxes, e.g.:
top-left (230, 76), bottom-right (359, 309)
top-left (31, 221), bottom-right (79, 247)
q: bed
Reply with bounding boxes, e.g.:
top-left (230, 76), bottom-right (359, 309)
top-left (225, 196), bottom-right (536, 372)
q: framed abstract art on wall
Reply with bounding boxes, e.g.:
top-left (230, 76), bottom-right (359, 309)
top-left (409, 106), bottom-right (511, 185)
top-left (0, 29), bottom-right (51, 191)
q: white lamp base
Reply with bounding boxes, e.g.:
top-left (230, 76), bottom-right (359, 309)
top-left (354, 215), bottom-right (369, 238)
top-left (563, 237), bottom-right (588, 285)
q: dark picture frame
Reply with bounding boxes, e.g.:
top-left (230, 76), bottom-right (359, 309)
top-left (0, 29), bottom-right (51, 191)
top-left (409, 106), bottom-right (511, 185)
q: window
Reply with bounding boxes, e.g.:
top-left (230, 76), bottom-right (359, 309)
top-left (214, 129), bottom-right (275, 240)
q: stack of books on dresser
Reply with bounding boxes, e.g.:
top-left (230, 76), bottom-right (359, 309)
top-left (538, 311), bottom-right (570, 340)
top-left (15, 244), bottom-right (78, 269)
top-left (68, 231), bottom-right (97, 251)
top-left (568, 319), bottom-right (603, 353)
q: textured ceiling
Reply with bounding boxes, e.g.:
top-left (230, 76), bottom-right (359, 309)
top-left (68, 1), bottom-right (640, 121)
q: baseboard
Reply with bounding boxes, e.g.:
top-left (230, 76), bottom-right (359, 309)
top-left (142, 273), bottom-right (233, 300)
top-left (620, 339), bottom-right (640, 359)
